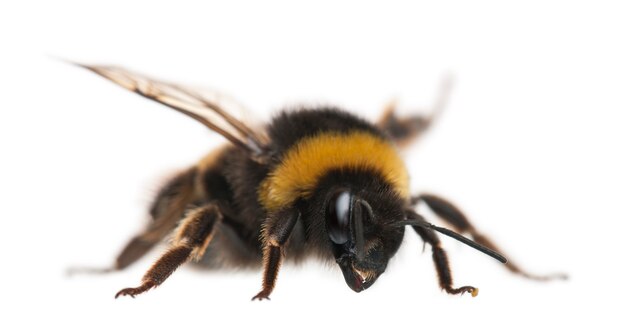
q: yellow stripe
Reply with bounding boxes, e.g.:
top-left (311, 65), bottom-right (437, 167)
top-left (259, 131), bottom-right (409, 211)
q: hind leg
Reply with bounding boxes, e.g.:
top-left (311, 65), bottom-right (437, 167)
top-left (378, 76), bottom-right (452, 147)
top-left (413, 194), bottom-right (567, 280)
top-left (68, 167), bottom-right (198, 275)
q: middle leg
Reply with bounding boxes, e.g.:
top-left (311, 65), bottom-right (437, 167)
top-left (115, 203), bottom-right (222, 298)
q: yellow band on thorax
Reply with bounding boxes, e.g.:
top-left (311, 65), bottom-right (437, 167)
top-left (258, 131), bottom-right (409, 211)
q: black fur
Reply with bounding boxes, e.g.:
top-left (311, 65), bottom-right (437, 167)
top-left (196, 108), bottom-right (402, 268)
top-left (267, 108), bottom-right (385, 159)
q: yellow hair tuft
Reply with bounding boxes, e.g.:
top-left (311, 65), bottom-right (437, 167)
top-left (259, 131), bottom-right (409, 210)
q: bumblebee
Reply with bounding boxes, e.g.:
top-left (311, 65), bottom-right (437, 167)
top-left (70, 64), bottom-right (563, 300)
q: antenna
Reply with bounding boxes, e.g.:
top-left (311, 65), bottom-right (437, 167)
top-left (398, 213), bottom-right (507, 264)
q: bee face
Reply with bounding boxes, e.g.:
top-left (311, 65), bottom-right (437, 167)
top-left (325, 189), bottom-right (405, 292)
top-left (320, 171), bottom-right (406, 292)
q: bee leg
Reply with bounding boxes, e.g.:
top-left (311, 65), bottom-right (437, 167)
top-left (413, 194), bottom-right (567, 281)
top-left (252, 208), bottom-right (300, 301)
top-left (412, 225), bottom-right (478, 296)
top-left (115, 203), bottom-right (221, 298)
top-left (67, 168), bottom-right (198, 276)
top-left (378, 77), bottom-right (451, 147)
top-left (114, 168), bottom-right (198, 271)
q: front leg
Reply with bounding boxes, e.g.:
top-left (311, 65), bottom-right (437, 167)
top-left (252, 208), bottom-right (300, 301)
top-left (412, 224), bottom-right (478, 297)
top-left (413, 194), bottom-right (567, 281)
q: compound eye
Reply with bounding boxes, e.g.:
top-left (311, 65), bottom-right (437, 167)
top-left (326, 190), bottom-right (352, 245)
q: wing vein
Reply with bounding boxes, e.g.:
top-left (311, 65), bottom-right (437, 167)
top-left (74, 63), bottom-right (268, 160)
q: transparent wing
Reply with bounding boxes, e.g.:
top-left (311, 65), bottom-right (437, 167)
top-left (76, 63), bottom-right (269, 160)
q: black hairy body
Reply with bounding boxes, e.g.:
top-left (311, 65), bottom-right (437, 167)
top-left (161, 108), bottom-right (403, 269)
top-left (69, 64), bottom-right (565, 300)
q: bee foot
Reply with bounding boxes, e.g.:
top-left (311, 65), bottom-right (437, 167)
top-left (447, 286), bottom-right (478, 297)
top-left (460, 286), bottom-right (478, 297)
top-left (251, 290), bottom-right (272, 301)
top-left (115, 281), bottom-right (155, 299)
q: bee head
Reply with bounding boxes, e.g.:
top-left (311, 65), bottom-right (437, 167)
top-left (324, 188), bottom-right (405, 293)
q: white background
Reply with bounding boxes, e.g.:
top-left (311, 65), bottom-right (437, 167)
top-left (1, 1), bottom-right (625, 330)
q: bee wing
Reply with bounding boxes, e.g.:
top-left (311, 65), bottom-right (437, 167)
top-left (77, 64), bottom-right (270, 161)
